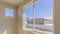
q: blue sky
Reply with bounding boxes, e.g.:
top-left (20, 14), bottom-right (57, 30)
top-left (5, 8), bottom-right (14, 16)
top-left (25, 0), bottom-right (53, 20)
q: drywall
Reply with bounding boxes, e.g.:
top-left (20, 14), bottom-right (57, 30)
top-left (54, 0), bottom-right (60, 34)
top-left (0, 2), bottom-right (17, 34)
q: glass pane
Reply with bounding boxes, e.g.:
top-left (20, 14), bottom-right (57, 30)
top-left (5, 8), bottom-right (14, 17)
top-left (22, 0), bottom-right (53, 34)
top-left (34, 0), bottom-right (53, 34)
top-left (22, 3), bottom-right (34, 31)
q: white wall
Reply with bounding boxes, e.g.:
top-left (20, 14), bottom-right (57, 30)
top-left (54, 0), bottom-right (60, 34)
top-left (0, 2), bottom-right (17, 34)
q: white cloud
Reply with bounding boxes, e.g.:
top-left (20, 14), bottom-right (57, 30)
top-left (44, 16), bottom-right (53, 20)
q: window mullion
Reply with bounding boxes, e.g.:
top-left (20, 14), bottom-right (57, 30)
top-left (32, 1), bottom-right (35, 31)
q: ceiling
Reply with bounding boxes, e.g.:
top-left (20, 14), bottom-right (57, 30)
top-left (0, 0), bottom-right (25, 6)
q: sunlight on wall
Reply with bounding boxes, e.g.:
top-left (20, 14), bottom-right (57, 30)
top-left (3, 30), bottom-right (7, 34)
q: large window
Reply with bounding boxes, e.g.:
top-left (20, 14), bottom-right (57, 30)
top-left (22, 0), bottom-right (53, 34)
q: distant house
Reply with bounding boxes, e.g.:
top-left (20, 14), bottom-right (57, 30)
top-left (27, 18), bottom-right (53, 25)
top-left (44, 19), bottom-right (53, 24)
